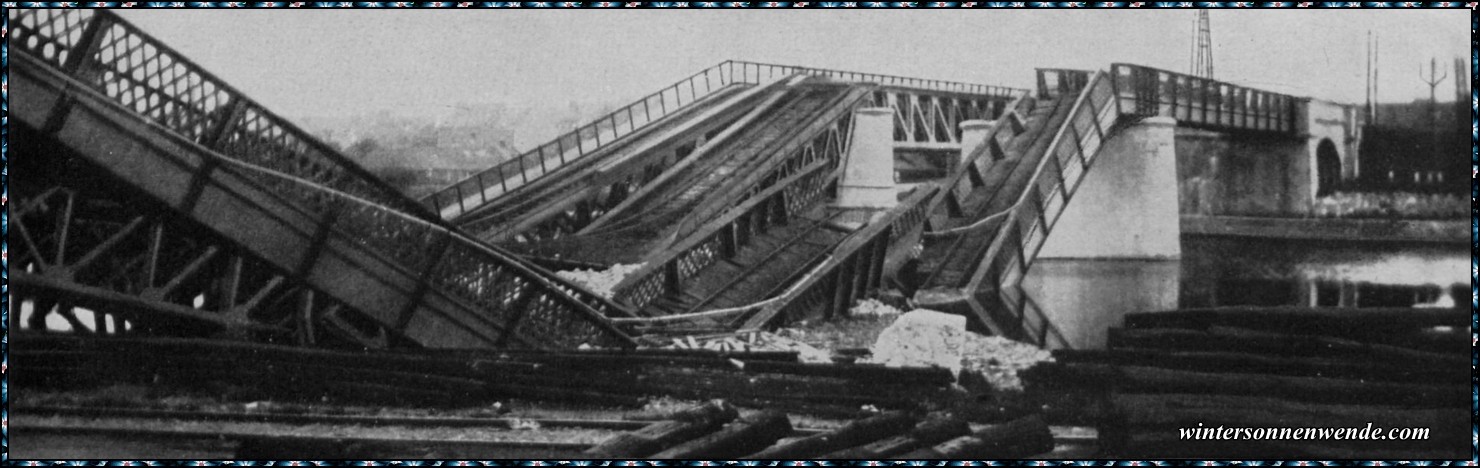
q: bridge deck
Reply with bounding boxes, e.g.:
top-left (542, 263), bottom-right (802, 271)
top-left (914, 95), bottom-right (1076, 289)
top-left (453, 82), bottom-right (765, 242)
top-left (507, 83), bottom-right (865, 266)
top-left (639, 208), bottom-right (849, 318)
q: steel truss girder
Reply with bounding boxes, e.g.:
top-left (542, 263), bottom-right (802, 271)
top-left (11, 184), bottom-right (392, 348)
top-left (12, 47), bottom-right (634, 351)
top-left (870, 88), bottom-right (1006, 146)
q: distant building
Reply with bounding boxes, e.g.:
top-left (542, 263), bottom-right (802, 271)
top-left (316, 109), bottom-right (524, 199)
top-left (1354, 99), bottom-right (1468, 192)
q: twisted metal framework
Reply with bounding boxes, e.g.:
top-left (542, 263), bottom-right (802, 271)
top-left (911, 69), bottom-right (1114, 348)
top-left (606, 64), bottom-right (1301, 346)
top-left (10, 8), bottom-right (635, 349)
top-left (456, 83), bottom-right (767, 245)
top-left (734, 186), bottom-right (940, 331)
top-left (924, 64), bottom-right (1297, 346)
top-left (423, 60), bottom-right (1021, 223)
top-left (961, 72), bottom-right (1118, 347)
top-left (495, 84), bottom-right (868, 268)
top-left (10, 9), bottom-right (1317, 351)
top-left (462, 83), bottom-right (1006, 247)
top-left (12, 184), bottom-right (390, 347)
top-left (608, 121), bottom-right (851, 312)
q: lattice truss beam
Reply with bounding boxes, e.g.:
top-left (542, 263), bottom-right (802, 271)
top-left (11, 185), bottom-right (393, 348)
top-left (481, 88), bottom-right (860, 248)
top-left (872, 89), bottom-right (1000, 146)
top-left (11, 8), bottom-right (636, 351)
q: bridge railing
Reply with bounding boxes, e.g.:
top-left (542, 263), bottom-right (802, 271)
top-left (422, 65), bottom-right (752, 221)
top-left (741, 61), bottom-right (1021, 97)
top-left (598, 129), bottom-right (937, 332)
top-left (912, 86), bottom-right (1036, 290)
top-left (934, 70), bottom-right (1117, 348)
top-left (749, 62), bottom-right (1018, 148)
top-left (424, 60), bottom-right (1024, 221)
top-left (985, 71), bottom-right (1115, 346)
top-left (8, 9), bottom-right (435, 220)
top-left (1036, 68), bottom-right (1094, 100)
top-left (1110, 63), bottom-right (1299, 135)
top-left (12, 10), bottom-right (637, 350)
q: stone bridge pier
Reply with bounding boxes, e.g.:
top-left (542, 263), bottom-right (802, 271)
top-left (1038, 116), bottom-right (1182, 259)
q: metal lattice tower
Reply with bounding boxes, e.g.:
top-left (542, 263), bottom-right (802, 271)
top-left (1189, 9), bottom-right (1214, 79)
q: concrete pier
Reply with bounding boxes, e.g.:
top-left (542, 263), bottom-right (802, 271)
top-left (839, 107), bottom-right (898, 209)
top-left (958, 119), bottom-right (995, 167)
top-left (1039, 116), bottom-right (1181, 259)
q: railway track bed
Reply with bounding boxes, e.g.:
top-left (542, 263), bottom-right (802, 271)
top-left (10, 331), bottom-right (1098, 459)
top-left (11, 402), bottom-right (1096, 459)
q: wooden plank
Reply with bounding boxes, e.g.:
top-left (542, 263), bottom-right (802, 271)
top-left (1122, 307), bottom-right (1467, 334)
top-left (1106, 327), bottom-right (1466, 367)
top-left (1051, 348), bottom-right (1467, 385)
top-left (1023, 362), bottom-right (1466, 408)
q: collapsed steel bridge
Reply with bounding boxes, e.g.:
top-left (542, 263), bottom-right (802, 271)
top-left (9, 9), bottom-right (1303, 350)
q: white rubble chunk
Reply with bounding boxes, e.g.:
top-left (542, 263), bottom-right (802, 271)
top-left (960, 334), bottom-right (1054, 392)
top-left (555, 263), bottom-right (645, 299)
top-left (849, 298), bottom-right (904, 317)
top-left (864, 310), bottom-right (966, 373)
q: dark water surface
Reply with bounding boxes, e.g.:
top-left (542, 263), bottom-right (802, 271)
top-left (1022, 236), bottom-right (1469, 349)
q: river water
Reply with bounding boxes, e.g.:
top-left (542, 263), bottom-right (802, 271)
top-left (1022, 235), bottom-right (1470, 349)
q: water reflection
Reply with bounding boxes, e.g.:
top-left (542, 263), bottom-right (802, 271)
top-left (1022, 260), bottom-right (1180, 349)
top-left (1022, 236), bottom-right (1469, 349)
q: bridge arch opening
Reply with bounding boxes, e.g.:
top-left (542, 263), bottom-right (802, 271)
top-left (1315, 138), bottom-right (1341, 197)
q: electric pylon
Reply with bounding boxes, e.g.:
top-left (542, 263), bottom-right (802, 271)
top-left (1190, 9), bottom-right (1214, 79)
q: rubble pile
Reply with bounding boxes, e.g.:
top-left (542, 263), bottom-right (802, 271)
top-left (555, 263), bottom-right (645, 298)
top-left (1312, 192), bottom-right (1467, 219)
top-left (861, 310), bottom-right (1052, 392)
top-left (849, 298), bottom-right (904, 317)
top-left (779, 316), bottom-right (894, 350)
top-left (649, 302), bottom-right (1051, 391)
top-left (863, 310), bottom-right (967, 374)
top-left (959, 334), bottom-right (1054, 392)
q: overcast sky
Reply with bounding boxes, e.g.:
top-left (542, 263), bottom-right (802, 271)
top-left (116, 8), bottom-right (1469, 127)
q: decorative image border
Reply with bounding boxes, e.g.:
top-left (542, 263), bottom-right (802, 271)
top-left (0, 1), bottom-right (1475, 465)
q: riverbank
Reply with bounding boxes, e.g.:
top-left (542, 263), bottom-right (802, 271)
top-left (1180, 215), bottom-right (1467, 244)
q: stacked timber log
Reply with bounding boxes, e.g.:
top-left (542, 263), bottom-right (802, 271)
top-left (582, 404), bottom-right (1055, 459)
top-left (1022, 306), bottom-right (1470, 459)
top-left (11, 333), bottom-right (960, 416)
